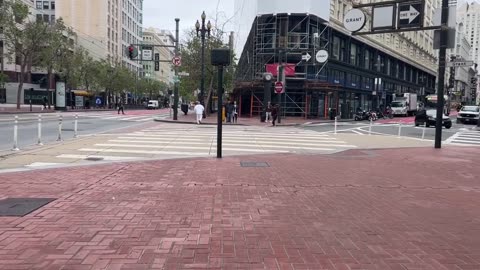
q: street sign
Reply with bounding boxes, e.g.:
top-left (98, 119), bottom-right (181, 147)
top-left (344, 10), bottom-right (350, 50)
top-left (447, 61), bottom-right (474, 67)
top-left (397, 2), bottom-right (423, 28)
top-left (178, 72), bottom-right (190, 77)
top-left (142, 49), bottom-right (153, 61)
top-left (316, 50), bottom-right (328, 63)
top-left (372, 5), bottom-right (395, 30)
top-left (302, 52), bottom-right (311, 62)
top-left (172, 56), bottom-right (182, 67)
top-left (274, 81), bottom-right (284, 94)
top-left (344, 9), bottom-right (366, 32)
top-left (154, 53), bottom-right (160, 71)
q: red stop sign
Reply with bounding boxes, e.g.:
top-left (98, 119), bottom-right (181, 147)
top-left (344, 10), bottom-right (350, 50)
top-left (274, 81), bottom-right (284, 94)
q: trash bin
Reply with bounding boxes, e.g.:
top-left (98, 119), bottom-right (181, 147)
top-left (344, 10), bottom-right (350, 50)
top-left (181, 104), bottom-right (188, 115)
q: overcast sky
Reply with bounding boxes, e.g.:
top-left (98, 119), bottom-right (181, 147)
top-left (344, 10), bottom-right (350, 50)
top-left (142, 0), bottom-right (235, 39)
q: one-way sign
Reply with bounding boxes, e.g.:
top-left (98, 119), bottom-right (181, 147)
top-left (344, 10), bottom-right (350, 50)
top-left (302, 52), bottom-right (311, 62)
top-left (398, 2), bottom-right (423, 28)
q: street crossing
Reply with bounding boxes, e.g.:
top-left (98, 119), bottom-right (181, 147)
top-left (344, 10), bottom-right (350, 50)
top-left (56, 125), bottom-right (358, 162)
top-left (446, 129), bottom-right (480, 146)
top-left (76, 111), bottom-right (169, 122)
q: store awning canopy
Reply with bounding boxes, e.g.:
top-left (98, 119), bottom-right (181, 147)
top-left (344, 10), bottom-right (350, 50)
top-left (72, 90), bottom-right (93, 97)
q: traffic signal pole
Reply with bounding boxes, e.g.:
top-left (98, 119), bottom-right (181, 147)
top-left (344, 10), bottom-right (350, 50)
top-left (173, 18), bottom-right (180, 120)
top-left (434, 0), bottom-right (449, 149)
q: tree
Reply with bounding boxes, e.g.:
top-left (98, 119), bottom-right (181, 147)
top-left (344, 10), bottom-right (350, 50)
top-left (179, 24), bottom-right (237, 115)
top-left (36, 19), bottom-right (75, 109)
top-left (138, 78), bottom-right (168, 100)
top-left (1, 0), bottom-right (53, 109)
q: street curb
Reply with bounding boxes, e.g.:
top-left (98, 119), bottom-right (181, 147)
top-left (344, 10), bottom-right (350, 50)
top-left (153, 118), bottom-right (304, 127)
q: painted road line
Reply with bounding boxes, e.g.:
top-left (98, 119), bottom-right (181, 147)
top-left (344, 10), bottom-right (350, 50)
top-left (78, 148), bottom-right (209, 156)
top-left (25, 162), bottom-right (63, 168)
top-left (127, 133), bottom-right (334, 140)
top-left (56, 154), bottom-right (145, 161)
top-left (107, 139), bottom-right (351, 147)
top-left (450, 139), bottom-right (480, 145)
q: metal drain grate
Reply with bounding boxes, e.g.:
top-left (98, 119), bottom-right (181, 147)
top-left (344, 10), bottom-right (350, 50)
top-left (85, 157), bottom-right (104, 161)
top-left (0, 198), bottom-right (56, 217)
top-left (240, 162), bottom-right (270, 168)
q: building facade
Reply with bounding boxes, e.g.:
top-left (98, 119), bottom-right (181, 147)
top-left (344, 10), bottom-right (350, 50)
top-left (142, 28), bottom-right (174, 85)
top-left (457, 2), bottom-right (480, 72)
top-left (56, 0), bottom-right (143, 71)
top-left (233, 0), bottom-right (438, 119)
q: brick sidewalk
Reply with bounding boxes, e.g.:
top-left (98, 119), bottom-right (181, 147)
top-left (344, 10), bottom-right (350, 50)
top-left (1, 147), bottom-right (480, 269)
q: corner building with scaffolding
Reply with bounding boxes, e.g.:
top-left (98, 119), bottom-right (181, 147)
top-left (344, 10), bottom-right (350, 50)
top-left (233, 0), bottom-right (439, 119)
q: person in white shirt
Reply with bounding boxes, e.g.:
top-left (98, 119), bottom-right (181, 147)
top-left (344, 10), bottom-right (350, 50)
top-left (193, 101), bottom-right (205, 124)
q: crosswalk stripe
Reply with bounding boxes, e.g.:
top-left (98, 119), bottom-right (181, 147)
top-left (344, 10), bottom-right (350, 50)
top-left (127, 133), bottom-right (334, 140)
top-left (78, 148), bottom-right (210, 156)
top-left (115, 135), bottom-right (341, 143)
top-left (451, 139), bottom-right (480, 145)
top-left (106, 139), bottom-right (354, 148)
top-left (57, 154), bottom-right (145, 161)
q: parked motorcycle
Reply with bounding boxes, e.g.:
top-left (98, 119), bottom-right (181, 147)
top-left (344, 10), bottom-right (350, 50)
top-left (354, 110), bottom-right (369, 121)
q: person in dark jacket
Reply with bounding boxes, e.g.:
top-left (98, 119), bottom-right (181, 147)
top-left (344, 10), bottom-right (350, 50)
top-left (271, 104), bottom-right (279, 126)
top-left (226, 101), bottom-right (234, 123)
top-left (117, 100), bottom-right (125, 115)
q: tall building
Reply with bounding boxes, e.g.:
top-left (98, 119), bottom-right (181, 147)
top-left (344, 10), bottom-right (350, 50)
top-left (56, 0), bottom-right (143, 70)
top-left (233, 0), bottom-right (439, 119)
top-left (142, 28), bottom-right (174, 85)
top-left (457, 2), bottom-right (480, 71)
top-left (33, 0), bottom-right (55, 24)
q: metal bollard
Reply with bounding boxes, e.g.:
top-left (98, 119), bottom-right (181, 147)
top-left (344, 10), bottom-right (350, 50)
top-left (12, 116), bottom-right (19, 151)
top-left (37, 115), bottom-right (43, 146)
top-left (74, 114), bottom-right (78, 138)
top-left (57, 115), bottom-right (63, 141)
top-left (397, 122), bottom-right (402, 138)
top-left (422, 122), bottom-right (427, 140)
top-left (334, 116), bottom-right (337, 135)
top-left (369, 118), bottom-right (373, 135)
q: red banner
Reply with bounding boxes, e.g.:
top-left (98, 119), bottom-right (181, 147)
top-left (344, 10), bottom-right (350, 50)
top-left (265, 63), bottom-right (296, 77)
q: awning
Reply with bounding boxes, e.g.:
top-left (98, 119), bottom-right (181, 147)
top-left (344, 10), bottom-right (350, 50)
top-left (72, 90), bottom-right (93, 97)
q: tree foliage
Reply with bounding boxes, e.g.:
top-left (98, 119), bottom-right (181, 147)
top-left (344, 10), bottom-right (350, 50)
top-left (179, 22), bottom-right (237, 112)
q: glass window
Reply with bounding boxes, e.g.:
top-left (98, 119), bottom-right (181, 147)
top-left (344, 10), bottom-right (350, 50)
top-left (51, 1), bottom-right (55, 9)
top-left (36, 14), bottom-right (42, 22)
top-left (50, 15), bottom-right (55, 22)
top-left (350, 43), bottom-right (357, 66)
top-left (364, 50), bottom-right (370, 70)
top-left (43, 14), bottom-right (49, 22)
top-left (43, 1), bottom-right (49, 9)
top-left (36, 1), bottom-right (42, 9)
top-left (332, 36), bottom-right (340, 60)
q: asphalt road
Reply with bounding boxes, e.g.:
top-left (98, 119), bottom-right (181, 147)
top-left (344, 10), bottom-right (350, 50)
top-left (0, 112), bottom-right (166, 151)
top-left (303, 117), bottom-right (478, 142)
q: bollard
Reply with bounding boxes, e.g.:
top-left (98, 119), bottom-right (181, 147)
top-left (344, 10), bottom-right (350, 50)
top-left (369, 118), bottom-right (373, 135)
top-left (37, 115), bottom-right (43, 146)
top-left (422, 122), bottom-right (427, 140)
top-left (334, 116), bottom-right (337, 135)
top-left (57, 115), bottom-right (63, 141)
top-left (74, 114), bottom-right (78, 138)
top-left (12, 116), bottom-right (19, 151)
top-left (397, 122), bottom-right (402, 138)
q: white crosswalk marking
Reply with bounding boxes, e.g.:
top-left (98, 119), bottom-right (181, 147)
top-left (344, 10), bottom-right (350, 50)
top-left (77, 112), bottom-right (169, 122)
top-left (56, 126), bottom-right (358, 162)
top-left (446, 130), bottom-right (480, 146)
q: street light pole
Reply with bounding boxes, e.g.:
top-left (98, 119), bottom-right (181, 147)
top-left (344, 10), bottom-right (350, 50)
top-left (434, 0), bottom-right (449, 149)
top-left (173, 18), bottom-right (180, 121)
top-left (196, 12), bottom-right (212, 116)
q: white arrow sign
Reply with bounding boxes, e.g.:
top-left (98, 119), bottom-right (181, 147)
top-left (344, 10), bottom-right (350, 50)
top-left (302, 53), bottom-right (311, 62)
top-left (399, 5), bottom-right (420, 24)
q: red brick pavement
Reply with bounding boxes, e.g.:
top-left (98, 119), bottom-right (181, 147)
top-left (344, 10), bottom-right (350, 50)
top-left (1, 147), bottom-right (480, 270)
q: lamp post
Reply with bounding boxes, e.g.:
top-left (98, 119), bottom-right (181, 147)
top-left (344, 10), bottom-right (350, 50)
top-left (195, 11), bottom-right (212, 116)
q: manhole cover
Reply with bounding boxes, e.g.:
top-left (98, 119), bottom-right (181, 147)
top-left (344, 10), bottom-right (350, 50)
top-left (0, 198), bottom-right (56, 217)
top-left (240, 162), bottom-right (270, 168)
top-left (85, 157), bottom-right (104, 161)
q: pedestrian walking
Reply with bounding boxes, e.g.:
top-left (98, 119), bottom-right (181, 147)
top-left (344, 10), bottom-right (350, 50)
top-left (271, 104), bottom-right (279, 127)
top-left (226, 101), bottom-right (234, 123)
top-left (117, 100), bottom-right (125, 115)
top-left (232, 101), bottom-right (238, 124)
top-left (266, 102), bottom-right (272, 122)
top-left (194, 101), bottom-right (205, 124)
top-left (42, 97), bottom-right (47, 110)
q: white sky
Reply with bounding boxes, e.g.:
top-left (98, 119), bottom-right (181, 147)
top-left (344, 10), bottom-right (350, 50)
top-left (142, 0), bottom-right (235, 39)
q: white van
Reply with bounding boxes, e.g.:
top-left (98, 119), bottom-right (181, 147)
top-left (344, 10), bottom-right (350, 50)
top-left (147, 100), bottom-right (159, 109)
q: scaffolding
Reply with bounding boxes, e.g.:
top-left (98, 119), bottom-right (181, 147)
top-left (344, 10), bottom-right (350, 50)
top-left (234, 13), bottom-right (334, 118)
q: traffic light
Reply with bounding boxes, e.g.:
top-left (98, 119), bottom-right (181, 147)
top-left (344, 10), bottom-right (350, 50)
top-left (128, 45), bottom-right (134, 60)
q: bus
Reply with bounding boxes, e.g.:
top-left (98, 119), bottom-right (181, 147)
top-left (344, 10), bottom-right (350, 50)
top-left (425, 94), bottom-right (450, 115)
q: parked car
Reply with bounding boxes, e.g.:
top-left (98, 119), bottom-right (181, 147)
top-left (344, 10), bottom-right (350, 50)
top-left (456, 105), bottom-right (480, 124)
top-left (415, 109), bottom-right (452, 129)
top-left (147, 100), bottom-right (159, 109)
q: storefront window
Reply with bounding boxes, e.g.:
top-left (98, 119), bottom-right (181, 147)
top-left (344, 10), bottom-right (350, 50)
top-left (364, 50), bottom-right (370, 70)
top-left (350, 43), bottom-right (357, 65)
top-left (333, 36), bottom-right (340, 60)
